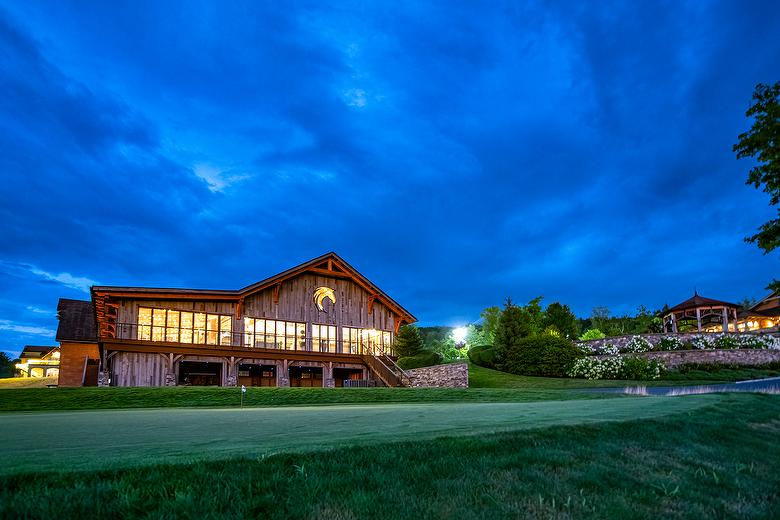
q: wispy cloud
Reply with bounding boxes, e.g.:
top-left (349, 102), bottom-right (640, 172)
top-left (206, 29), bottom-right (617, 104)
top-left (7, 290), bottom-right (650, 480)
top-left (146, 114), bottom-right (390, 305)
top-left (28, 267), bottom-right (97, 293)
top-left (193, 164), bottom-right (250, 193)
top-left (27, 306), bottom-right (53, 315)
top-left (0, 320), bottom-right (55, 337)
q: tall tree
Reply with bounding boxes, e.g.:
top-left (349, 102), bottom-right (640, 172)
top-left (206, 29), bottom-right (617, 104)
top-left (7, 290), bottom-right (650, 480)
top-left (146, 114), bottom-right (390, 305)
top-left (493, 298), bottom-right (532, 368)
top-left (543, 302), bottom-right (579, 339)
top-left (393, 325), bottom-right (425, 358)
top-left (734, 81), bottom-right (780, 290)
top-left (479, 306), bottom-right (501, 342)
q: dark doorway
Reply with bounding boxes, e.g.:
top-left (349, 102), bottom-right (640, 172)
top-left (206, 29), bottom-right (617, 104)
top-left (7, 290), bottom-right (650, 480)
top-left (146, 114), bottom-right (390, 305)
top-left (289, 366), bottom-right (323, 387)
top-left (238, 364), bottom-right (276, 387)
top-left (333, 368), bottom-right (364, 387)
top-left (179, 361), bottom-right (222, 386)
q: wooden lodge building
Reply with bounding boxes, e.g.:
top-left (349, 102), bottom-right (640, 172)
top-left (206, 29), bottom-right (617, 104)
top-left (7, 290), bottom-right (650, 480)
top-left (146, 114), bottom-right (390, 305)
top-left (55, 253), bottom-right (416, 388)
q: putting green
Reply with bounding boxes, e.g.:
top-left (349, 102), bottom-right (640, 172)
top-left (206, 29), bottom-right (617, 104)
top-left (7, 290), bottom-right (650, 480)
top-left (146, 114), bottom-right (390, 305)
top-left (0, 395), bottom-right (718, 475)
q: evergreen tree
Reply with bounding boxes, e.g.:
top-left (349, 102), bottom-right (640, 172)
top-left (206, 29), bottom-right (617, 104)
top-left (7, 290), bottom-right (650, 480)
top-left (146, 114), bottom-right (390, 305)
top-left (543, 302), bottom-right (579, 339)
top-left (0, 352), bottom-right (15, 378)
top-left (393, 325), bottom-right (425, 358)
top-left (493, 298), bottom-right (532, 368)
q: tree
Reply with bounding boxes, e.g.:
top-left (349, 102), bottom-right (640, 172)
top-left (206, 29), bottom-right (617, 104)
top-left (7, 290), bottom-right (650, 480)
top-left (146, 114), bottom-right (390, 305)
top-left (479, 306), bottom-right (501, 343)
top-left (543, 302), bottom-right (579, 339)
top-left (493, 298), bottom-right (532, 367)
top-left (591, 307), bottom-right (611, 332)
top-left (0, 352), bottom-right (15, 378)
top-left (393, 325), bottom-right (425, 358)
top-left (734, 81), bottom-right (780, 290)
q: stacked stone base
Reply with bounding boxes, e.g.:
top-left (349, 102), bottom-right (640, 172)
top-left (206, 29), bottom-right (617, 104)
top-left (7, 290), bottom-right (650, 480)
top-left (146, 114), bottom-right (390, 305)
top-left (405, 362), bottom-right (468, 388)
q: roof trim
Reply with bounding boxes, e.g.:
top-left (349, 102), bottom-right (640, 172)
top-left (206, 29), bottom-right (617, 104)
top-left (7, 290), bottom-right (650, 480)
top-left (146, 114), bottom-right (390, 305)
top-left (90, 252), bottom-right (416, 323)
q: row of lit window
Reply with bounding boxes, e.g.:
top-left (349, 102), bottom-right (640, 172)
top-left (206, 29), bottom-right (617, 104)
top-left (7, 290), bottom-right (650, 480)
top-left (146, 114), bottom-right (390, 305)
top-left (137, 307), bottom-right (232, 346)
top-left (136, 308), bottom-right (394, 354)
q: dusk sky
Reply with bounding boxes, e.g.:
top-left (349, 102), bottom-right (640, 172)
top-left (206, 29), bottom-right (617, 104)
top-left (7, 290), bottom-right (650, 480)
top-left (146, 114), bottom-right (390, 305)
top-left (1, 1), bottom-right (778, 356)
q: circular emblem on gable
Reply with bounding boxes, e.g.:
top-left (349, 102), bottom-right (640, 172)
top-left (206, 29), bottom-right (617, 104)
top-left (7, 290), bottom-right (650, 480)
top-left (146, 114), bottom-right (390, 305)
top-left (313, 286), bottom-right (336, 311)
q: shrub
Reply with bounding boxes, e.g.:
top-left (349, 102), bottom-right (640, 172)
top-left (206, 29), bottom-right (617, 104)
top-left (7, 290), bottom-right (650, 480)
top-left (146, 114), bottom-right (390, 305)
top-left (622, 336), bottom-right (652, 353)
top-left (579, 328), bottom-right (606, 341)
top-left (688, 335), bottom-right (714, 350)
top-left (621, 356), bottom-right (664, 380)
top-left (714, 335), bottom-right (740, 350)
top-left (567, 356), bottom-right (664, 380)
top-left (658, 337), bottom-right (684, 351)
top-left (502, 336), bottom-right (584, 377)
top-left (467, 345), bottom-right (497, 369)
top-left (397, 351), bottom-right (443, 370)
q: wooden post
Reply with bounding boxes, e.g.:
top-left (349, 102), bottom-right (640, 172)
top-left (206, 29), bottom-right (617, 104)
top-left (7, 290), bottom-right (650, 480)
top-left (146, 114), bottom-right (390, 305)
top-left (696, 308), bottom-right (702, 332)
top-left (672, 314), bottom-right (678, 333)
top-left (722, 307), bottom-right (729, 332)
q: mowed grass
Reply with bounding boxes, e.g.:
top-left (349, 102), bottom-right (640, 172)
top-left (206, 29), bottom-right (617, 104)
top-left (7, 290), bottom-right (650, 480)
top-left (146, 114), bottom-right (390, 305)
top-left (0, 395), bottom-right (717, 475)
top-left (1, 393), bottom-right (778, 519)
top-left (0, 384), bottom-right (613, 413)
top-left (0, 376), bottom-right (57, 389)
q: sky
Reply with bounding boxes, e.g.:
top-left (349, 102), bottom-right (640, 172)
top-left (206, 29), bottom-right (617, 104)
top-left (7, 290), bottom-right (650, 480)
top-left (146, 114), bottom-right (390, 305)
top-left (1, 1), bottom-right (778, 356)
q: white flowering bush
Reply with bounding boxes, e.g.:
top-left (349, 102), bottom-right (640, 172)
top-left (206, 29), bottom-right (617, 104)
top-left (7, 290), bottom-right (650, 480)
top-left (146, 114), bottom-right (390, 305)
top-left (567, 356), bottom-right (664, 380)
top-left (689, 335), bottom-right (715, 350)
top-left (622, 336), bottom-right (652, 353)
top-left (579, 342), bottom-right (619, 356)
top-left (658, 336), bottom-right (685, 351)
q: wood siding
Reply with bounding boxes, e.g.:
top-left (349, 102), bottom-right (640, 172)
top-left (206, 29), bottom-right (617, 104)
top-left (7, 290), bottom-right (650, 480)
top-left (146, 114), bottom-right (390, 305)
top-left (243, 273), bottom-right (396, 329)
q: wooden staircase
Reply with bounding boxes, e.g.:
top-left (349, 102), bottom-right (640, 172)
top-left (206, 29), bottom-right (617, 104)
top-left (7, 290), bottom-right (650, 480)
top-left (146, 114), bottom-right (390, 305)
top-left (362, 348), bottom-right (412, 387)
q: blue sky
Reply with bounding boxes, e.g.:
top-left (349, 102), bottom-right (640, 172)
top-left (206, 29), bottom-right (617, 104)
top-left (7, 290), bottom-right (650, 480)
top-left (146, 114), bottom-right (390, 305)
top-left (1, 1), bottom-right (778, 356)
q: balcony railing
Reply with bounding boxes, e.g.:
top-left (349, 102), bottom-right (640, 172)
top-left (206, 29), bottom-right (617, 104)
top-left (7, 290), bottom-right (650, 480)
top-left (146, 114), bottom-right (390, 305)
top-left (110, 322), bottom-right (395, 357)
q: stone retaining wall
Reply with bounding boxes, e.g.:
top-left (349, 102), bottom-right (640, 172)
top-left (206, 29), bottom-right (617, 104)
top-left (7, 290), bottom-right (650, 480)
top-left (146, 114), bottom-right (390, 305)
top-left (578, 332), bottom-right (780, 351)
top-left (406, 362), bottom-right (468, 388)
top-left (594, 349), bottom-right (780, 369)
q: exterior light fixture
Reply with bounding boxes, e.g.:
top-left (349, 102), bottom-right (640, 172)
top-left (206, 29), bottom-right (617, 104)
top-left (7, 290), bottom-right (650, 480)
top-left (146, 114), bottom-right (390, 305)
top-left (452, 327), bottom-right (468, 345)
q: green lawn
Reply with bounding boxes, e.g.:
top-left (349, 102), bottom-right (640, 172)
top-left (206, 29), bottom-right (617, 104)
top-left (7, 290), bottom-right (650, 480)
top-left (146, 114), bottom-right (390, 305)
top-left (467, 361), bottom-right (777, 388)
top-left (1, 393), bottom-right (778, 518)
top-left (0, 395), bottom-right (717, 476)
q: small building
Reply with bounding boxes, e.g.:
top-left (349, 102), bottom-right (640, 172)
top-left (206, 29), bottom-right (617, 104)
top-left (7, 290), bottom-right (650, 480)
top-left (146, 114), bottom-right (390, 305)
top-left (15, 346), bottom-right (60, 378)
top-left (738, 291), bottom-right (779, 332)
top-left (55, 252), bottom-right (416, 388)
top-left (662, 292), bottom-right (740, 333)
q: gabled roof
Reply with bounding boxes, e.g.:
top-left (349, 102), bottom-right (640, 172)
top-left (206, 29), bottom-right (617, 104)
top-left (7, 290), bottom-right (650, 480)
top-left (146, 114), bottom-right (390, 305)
top-left (91, 252), bottom-right (416, 323)
top-left (667, 292), bottom-right (740, 314)
top-left (20, 345), bottom-right (58, 358)
top-left (56, 298), bottom-right (97, 342)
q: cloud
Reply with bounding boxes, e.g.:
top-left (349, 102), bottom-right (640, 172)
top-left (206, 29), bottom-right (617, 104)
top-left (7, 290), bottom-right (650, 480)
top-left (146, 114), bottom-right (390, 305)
top-left (0, 320), bottom-right (55, 337)
top-left (26, 306), bottom-right (54, 315)
top-left (26, 266), bottom-right (98, 293)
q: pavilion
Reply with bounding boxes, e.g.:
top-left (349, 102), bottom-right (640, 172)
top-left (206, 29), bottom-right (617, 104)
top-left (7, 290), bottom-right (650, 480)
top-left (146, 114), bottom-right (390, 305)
top-left (662, 292), bottom-right (740, 333)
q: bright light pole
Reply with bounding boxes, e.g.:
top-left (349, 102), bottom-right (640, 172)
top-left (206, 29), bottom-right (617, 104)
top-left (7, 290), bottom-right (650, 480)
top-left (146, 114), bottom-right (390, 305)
top-left (452, 327), bottom-right (468, 358)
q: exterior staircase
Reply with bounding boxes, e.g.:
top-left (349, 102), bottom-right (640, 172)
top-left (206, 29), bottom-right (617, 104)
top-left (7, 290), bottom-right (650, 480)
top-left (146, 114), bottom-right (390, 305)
top-left (361, 347), bottom-right (412, 387)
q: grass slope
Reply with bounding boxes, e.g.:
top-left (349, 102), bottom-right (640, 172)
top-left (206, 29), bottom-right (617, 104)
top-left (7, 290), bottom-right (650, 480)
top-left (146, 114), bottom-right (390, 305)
top-left (0, 395), bottom-right (715, 475)
top-left (1, 394), bottom-right (778, 519)
top-left (469, 361), bottom-right (780, 388)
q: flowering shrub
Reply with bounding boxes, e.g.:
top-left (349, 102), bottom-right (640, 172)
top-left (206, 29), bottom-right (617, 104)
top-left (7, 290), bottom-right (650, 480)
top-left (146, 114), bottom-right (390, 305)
top-left (622, 336), bottom-right (652, 353)
top-left (713, 335), bottom-right (740, 350)
top-left (658, 337), bottom-right (685, 351)
top-left (567, 356), bottom-right (663, 380)
top-left (688, 335), bottom-right (715, 350)
top-left (579, 342), bottom-right (618, 356)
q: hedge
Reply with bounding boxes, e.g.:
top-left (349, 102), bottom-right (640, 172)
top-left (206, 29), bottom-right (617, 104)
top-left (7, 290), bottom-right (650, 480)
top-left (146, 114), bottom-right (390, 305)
top-left (397, 351), bottom-right (443, 370)
top-left (501, 336), bottom-right (583, 377)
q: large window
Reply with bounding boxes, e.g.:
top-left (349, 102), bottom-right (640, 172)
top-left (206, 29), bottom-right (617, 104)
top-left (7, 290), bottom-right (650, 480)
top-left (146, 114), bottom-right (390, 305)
top-left (312, 324), bottom-right (337, 353)
top-left (244, 318), bottom-right (306, 350)
top-left (138, 307), bottom-right (233, 346)
top-left (341, 327), bottom-right (394, 356)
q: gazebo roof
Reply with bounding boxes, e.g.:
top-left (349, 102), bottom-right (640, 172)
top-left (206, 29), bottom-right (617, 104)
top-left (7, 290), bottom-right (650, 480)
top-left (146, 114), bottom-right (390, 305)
top-left (666, 293), bottom-right (740, 314)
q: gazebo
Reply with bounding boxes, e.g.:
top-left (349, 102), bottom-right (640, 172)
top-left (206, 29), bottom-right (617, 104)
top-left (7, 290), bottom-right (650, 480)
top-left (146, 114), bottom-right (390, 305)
top-left (662, 292), bottom-right (740, 333)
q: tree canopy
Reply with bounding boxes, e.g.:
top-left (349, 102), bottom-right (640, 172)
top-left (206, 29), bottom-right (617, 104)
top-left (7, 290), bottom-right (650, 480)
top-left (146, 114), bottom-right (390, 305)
top-left (734, 81), bottom-right (780, 258)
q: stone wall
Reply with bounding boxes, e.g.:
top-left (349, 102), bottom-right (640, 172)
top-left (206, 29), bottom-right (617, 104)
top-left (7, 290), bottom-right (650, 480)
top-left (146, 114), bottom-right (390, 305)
top-left (578, 332), bottom-right (780, 351)
top-left (594, 349), bottom-right (780, 369)
top-left (405, 362), bottom-right (468, 388)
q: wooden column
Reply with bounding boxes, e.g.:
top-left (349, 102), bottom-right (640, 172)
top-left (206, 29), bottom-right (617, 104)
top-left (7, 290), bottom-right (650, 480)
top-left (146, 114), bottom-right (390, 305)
top-left (672, 314), bottom-right (678, 333)
top-left (696, 308), bottom-right (702, 332)
top-left (722, 307), bottom-right (729, 332)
